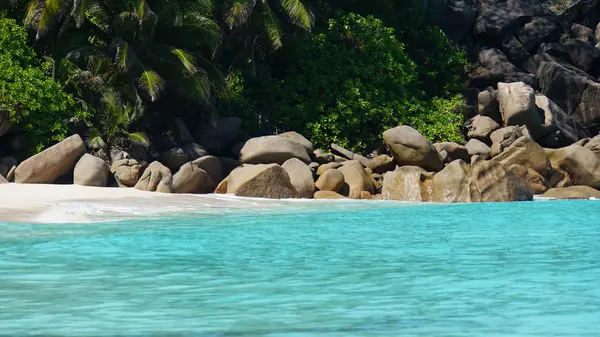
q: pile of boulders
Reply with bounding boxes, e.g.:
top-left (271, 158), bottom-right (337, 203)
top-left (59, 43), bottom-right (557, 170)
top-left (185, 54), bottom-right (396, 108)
top-left (4, 95), bottom-right (600, 201)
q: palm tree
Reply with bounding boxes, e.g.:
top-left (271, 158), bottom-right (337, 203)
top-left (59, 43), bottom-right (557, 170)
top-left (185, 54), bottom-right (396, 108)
top-left (221, 0), bottom-right (314, 49)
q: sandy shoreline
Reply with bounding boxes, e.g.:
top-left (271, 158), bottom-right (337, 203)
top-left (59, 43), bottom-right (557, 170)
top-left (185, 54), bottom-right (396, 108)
top-left (0, 184), bottom-right (412, 223)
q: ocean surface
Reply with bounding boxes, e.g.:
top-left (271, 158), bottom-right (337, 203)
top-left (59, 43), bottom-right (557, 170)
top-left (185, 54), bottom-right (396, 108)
top-left (0, 200), bottom-right (599, 336)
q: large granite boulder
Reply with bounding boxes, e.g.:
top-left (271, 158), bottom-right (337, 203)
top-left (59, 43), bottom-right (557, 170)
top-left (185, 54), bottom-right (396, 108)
top-left (541, 186), bottom-right (600, 199)
top-left (534, 94), bottom-right (588, 147)
top-left (337, 160), bottom-right (375, 199)
top-left (516, 17), bottom-right (562, 52)
top-left (367, 155), bottom-right (396, 174)
top-left (383, 125), bottom-right (443, 172)
top-left (546, 144), bottom-right (600, 188)
top-left (475, 0), bottom-right (545, 39)
top-left (15, 135), bottom-right (86, 183)
top-left (381, 166), bottom-right (434, 201)
top-left (316, 162), bottom-right (343, 176)
top-left (538, 60), bottom-right (600, 129)
top-left (434, 142), bottom-right (470, 162)
top-left (562, 38), bottom-right (600, 75)
top-left (330, 143), bottom-right (370, 167)
top-left (490, 126), bottom-right (524, 156)
top-left (161, 147), bottom-right (189, 171)
top-left (278, 131), bottom-right (313, 156)
top-left (466, 139), bottom-right (492, 159)
top-left (170, 117), bottom-right (194, 144)
top-left (172, 163), bottom-right (213, 194)
top-left (240, 136), bottom-right (311, 165)
top-left (477, 49), bottom-right (538, 88)
top-left (478, 90), bottom-right (502, 122)
top-left (469, 156), bottom-right (533, 202)
top-left (192, 155), bottom-right (222, 187)
top-left (282, 158), bottom-right (314, 198)
top-left (467, 115), bottom-right (501, 142)
top-left (134, 161), bottom-right (173, 193)
top-left (496, 82), bottom-right (545, 139)
top-left (315, 169), bottom-right (345, 192)
top-left (571, 23), bottom-right (596, 44)
top-left (196, 117), bottom-right (242, 151)
top-left (493, 136), bottom-right (552, 178)
top-left (508, 164), bottom-right (550, 194)
top-left (74, 154), bottom-right (109, 187)
top-left (215, 164), bottom-right (299, 199)
top-left (431, 160), bottom-right (472, 203)
top-left (110, 159), bottom-right (143, 187)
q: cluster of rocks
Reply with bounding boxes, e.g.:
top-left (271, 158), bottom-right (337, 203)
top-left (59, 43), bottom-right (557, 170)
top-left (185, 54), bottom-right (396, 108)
top-left (4, 106), bottom-right (600, 201)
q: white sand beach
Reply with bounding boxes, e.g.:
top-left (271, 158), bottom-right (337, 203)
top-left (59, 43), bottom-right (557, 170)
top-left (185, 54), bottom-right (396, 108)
top-left (0, 183), bottom-right (411, 223)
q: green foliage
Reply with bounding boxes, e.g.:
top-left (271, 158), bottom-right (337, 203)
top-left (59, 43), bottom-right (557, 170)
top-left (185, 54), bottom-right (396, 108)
top-left (221, 13), bottom-right (466, 153)
top-left (86, 90), bottom-right (149, 153)
top-left (0, 15), bottom-right (83, 153)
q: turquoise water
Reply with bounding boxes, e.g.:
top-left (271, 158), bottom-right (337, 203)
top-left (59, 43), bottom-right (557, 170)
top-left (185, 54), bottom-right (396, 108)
top-left (1, 200), bottom-right (599, 336)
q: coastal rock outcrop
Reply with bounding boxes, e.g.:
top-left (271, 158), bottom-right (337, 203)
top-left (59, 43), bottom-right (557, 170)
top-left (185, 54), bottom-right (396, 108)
top-left (337, 160), bottom-right (375, 199)
top-left (282, 158), bottom-right (314, 198)
top-left (508, 164), bottom-right (550, 194)
top-left (493, 137), bottom-right (552, 178)
top-left (134, 161), bottom-right (173, 193)
top-left (546, 144), bottom-right (600, 188)
top-left (315, 169), bottom-right (345, 192)
top-left (496, 82), bottom-right (545, 139)
top-left (382, 166), bottom-right (434, 201)
top-left (196, 116), bottom-right (242, 151)
top-left (173, 163), bottom-right (213, 194)
top-left (431, 160), bottom-right (472, 203)
top-left (367, 155), bottom-right (396, 174)
top-left (110, 159), bottom-right (143, 187)
top-left (15, 134), bottom-right (86, 184)
top-left (74, 154), bottom-right (109, 187)
top-left (383, 125), bottom-right (443, 172)
top-left (469, 156), bottom-right (534, 202)
top-left (434, 142), bottom-right (470, 163)
top-left (541, 185), bottom-right (600, 199)
top-left (240, 135), bottom-right (311, 165)
top-left (216, 164), bottom-right (299, 199)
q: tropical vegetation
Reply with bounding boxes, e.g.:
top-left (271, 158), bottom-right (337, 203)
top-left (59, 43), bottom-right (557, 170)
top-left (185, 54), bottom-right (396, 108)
top-left (0, 0), bottom-right (468, 158)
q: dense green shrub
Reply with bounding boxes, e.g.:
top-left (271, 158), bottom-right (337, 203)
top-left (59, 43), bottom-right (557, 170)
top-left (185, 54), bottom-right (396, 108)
top-left (221, 13), bottom-right (467, 153)
top-left (0, 15), bottom-right (83, 153)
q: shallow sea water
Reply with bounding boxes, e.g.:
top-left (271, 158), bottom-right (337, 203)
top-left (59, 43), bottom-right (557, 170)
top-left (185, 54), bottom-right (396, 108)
top-left (0, 200), bottom-right (599, 336)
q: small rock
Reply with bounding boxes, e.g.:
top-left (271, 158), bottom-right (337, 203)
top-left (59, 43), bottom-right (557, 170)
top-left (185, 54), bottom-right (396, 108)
top-left (434, 142), bottom-right (470, 162)
top-left (316, 162), bottom-right (343, 176)
top-left (466, 115), bottom-right (500, 142)
top-left (331, 143), bottom-right (370, 167)
top-left (541, 186), bottom-right (600, 199)
top-left (314, 191), bottom-right (345, 199)
top-left (337, 160), bottom-right (375, 199)
top-left (110, 159), bottom-right (143, 187)
top-left (508, 164), bottom-right (550, 194)
top-left (173, 163), bottom-right (213, 194)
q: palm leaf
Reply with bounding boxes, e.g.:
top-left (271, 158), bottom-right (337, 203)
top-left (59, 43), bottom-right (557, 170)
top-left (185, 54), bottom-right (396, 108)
top-left (112, 39), bottom-right (133, 70)
top-left (225, 0), bottom-right (256, 28)
top-left (138, 69), bottom-right (165, 102)
top-left (27, 0), bottom-right (65, 39)
top-left (262, 1), bottom-right (283, 49)
top-left (127, 132), bottom-right (149, 146)
top-left (171, 48), bottom-right (198, 74)
top-left (87, 128), bottom-right (106, 150)
top-left (71, 0), bottom-right (89, 27)
top-left (279, 0), bottom-right (313, 30)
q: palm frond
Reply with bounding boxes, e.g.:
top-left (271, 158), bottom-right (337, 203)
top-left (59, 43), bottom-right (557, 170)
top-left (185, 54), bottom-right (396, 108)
top-left (137, 69), bottom-right (165, 102)
top-left (71, 0), bottom-right (88, 27)
top-left (279, 0), bottom-right (313, 30)
top-left (224, 0), bottom-right (256, 28)
top-left (27, 0), bottom-right (65, 39)
top-left (112, 39), bottom-right (134, 70)
top-left (171, 48), bottom-right (198, 74)
top-left (127, 132), bottom-right (149, 146)
top-left (262, 1), bottom-right (283, 49)
top-left (87, 128), bottom-right (106, 150)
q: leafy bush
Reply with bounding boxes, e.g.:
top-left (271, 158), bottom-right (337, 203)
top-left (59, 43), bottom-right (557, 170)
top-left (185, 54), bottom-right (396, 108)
top-left (222, 13), bottom-right (466, 153)
top-left (0, 14), bottom-right (83, 153)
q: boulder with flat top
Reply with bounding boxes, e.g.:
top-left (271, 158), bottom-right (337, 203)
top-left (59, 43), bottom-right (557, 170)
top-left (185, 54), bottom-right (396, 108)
top-left (240, 136), bottom-right (311, 165)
